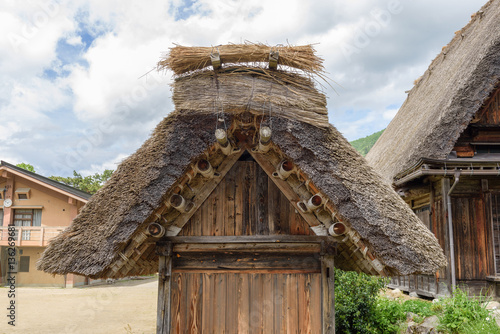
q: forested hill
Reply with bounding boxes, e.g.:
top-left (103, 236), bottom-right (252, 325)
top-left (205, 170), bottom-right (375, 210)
top-left (350, 129), bottom-right (384, 156)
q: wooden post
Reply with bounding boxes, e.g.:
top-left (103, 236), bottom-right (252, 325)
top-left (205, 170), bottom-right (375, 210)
top-left (157, 242), bottom-right (173, 334)
top-left (321, 241), bottom-right (336, 334)
top-left (441, 178), bottom-right (453, 295)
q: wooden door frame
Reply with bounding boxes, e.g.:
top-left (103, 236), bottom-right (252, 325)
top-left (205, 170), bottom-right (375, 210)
top-left (156, 236), bottom-right (336, 334)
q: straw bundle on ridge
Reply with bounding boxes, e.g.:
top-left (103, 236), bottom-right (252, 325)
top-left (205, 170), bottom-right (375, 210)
top-left (173, 68), bottom-right (329, 127)
top-left (159, 43), bottom-right (325, 76)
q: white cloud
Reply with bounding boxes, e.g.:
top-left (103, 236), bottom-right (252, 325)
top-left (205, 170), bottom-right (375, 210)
top-left (80, 153), bottom-right (128, 176)
top-left (0, 0), bottom-right (487, 176)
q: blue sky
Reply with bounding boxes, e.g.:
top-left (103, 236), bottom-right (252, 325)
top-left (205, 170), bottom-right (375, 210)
top-left (0, 0), bottom-right (487, 177)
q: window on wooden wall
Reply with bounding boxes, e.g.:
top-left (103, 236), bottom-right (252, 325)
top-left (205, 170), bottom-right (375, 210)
top-left (414, 206), bottom-right (432, 232)
top-left (0, 209), bottom-right (3, 226)
top-left (474, 144), bottom-right (500, 154)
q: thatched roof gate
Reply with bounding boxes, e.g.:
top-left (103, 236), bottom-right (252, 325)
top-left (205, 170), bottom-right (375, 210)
top-left (38, 43), bottom-right (446, 333)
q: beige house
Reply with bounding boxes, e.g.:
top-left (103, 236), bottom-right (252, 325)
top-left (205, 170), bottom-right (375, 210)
top-left (0, 160), bottom-right (91, 287)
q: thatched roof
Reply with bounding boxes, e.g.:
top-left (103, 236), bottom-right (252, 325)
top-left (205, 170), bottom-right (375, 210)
top-left (366, 0), bottom-right (500, 182)
top-left (37, 44), bottom-right (446, 278)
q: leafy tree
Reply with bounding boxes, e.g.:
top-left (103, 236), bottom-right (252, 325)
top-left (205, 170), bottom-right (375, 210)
top-left (335, 269), bottom-right (387, 333)
top-left (49, 170), bottom-right (113, 194)
top-left (350, 129), bottom-right (385, 156)
top-left (16, 162), bottom-right (36, 173)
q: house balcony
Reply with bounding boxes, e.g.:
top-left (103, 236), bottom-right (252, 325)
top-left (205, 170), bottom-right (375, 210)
top-left (0, 226), bottom-right (66, 247)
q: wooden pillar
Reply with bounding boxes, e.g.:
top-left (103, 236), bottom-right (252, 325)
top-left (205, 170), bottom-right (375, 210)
top-left (156, 242), bottom-right (173, 334)
top-left (482, 179), bottom-right (496, 277)
top-left (321, 241), bottom-right (335, 334)
top-left (441, 178), bottom-right (453, 295)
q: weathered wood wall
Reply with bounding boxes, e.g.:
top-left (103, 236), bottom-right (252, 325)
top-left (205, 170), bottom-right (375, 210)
top-left (492, 194), bottom-right (500, 274)
top-left (451, 196), bottom-right (493, 280)
top-left (164, 158), bottom-right (331, 333)
top-left (180, 161), bottom-right (312, 237)
top-left (170, 272), bottom-right (322, 334)
top-left (476, 85), bottom-right (500, 125)
top-left (394, 178), bottom-right (498, 297)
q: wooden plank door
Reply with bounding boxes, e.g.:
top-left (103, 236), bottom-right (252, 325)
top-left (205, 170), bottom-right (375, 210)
top-left (170, 272), bottom-right (322, 334)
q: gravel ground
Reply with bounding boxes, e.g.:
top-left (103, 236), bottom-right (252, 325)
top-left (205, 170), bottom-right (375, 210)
top-left (0, 277), bottom-right (158, 334)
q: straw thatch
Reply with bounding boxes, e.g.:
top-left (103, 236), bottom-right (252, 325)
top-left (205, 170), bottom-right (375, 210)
top-left (367, 0), bottom-right (500, 182)
top-left (173, 67), bottom-right (329, 127)
top-left (159, 43), bottom-right (325, 76)
top-left (37, 43), bottom-right (446, 279)
top-left (37, 111), bottom-right (446, 278)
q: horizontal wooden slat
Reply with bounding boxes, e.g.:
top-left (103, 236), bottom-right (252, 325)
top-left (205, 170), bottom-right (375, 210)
top-left (173, 252), bottom-right (321, 271)
top-left (173, 242), bottom-right (321, 253)
top-left (164, 235), bottom-right (337, 244)
top-left (172, 269), bottom-right (321, 274)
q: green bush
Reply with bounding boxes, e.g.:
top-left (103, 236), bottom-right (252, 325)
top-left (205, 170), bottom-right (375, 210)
top-left (435, 288), bottom-right (497, 334)
top-left (373, 297), bottom-right (406, 333)
top-left (373, 297), bottom-right (434, 333)
top-left (334, 271), bottom-right (500, 333)
top-left (400, 299), bottom-right (434, 319)
top-left (334, 269), bottom-right (387, 334)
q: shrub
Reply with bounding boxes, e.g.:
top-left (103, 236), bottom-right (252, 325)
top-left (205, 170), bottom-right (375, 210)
top-left (373, 296), bottom-right (434, 333)
top-left (436, 288), bottom-right (497, 334)
top-left (373, 297), bottom-right (406, 333)
top-left (334, 269), bottom-right (387, 334)
top-left (400, 299), bottom-right (434, 319)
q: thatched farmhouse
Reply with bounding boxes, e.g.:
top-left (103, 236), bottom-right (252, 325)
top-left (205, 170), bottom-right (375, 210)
top-left (367, 0), bottom-right (500, 298)
top-left (38, 43), bottom-right (445, 333)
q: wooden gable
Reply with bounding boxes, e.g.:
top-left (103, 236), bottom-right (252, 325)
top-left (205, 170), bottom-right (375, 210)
top-left (454, 84), bottom-right (500, 157)
top-left (179, 156), bottom-right (313, 237)
top-left (158, 150), bottom-right (335, 333)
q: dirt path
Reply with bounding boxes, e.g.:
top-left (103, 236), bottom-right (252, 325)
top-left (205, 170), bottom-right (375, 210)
top-left (0, 277), bottom-right (158, 334)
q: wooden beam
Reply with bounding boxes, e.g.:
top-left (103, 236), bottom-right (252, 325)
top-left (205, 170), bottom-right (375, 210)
top-left (173, 242), bottom-right (322, 253)
top-left (167, 149), bottom-right (244, 235)
top-left (173, 252), bottom-right (321, 271)
top-left (321, 252), bottom-right (335, 334)
top-left (171, 268), bottom-right (320, 274)
top-left (164, 235), bottom-right (338, 244)
top-left (248, 150), bottom-right (323, 230)
top-left (156, 242), bottom-right (172, 334)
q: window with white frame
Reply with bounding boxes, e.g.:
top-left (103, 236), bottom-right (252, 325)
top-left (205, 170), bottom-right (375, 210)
top-left (13, 209), bottom-right (41, 240)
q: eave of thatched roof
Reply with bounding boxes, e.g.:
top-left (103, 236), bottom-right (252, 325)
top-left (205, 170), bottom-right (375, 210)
top-left (37, 110), bottom-right (446, 278)
top-left (366, 0), bottom-right (500, 182)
